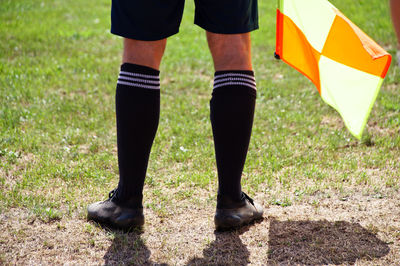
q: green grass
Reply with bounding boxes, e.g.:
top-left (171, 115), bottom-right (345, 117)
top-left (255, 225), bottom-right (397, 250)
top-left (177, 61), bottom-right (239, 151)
top-left (0, 0), bottom-right (399, 223)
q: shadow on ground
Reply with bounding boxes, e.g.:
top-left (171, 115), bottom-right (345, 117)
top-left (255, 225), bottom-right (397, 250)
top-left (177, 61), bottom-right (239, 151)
top-left (103, 228), bottom-right (166, 265)
top-left (268, 218), bottom-right (390, 265)
top-left (186, 221), bottom-right (263, 265)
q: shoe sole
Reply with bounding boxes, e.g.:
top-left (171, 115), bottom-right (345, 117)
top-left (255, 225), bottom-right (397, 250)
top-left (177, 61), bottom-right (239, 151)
top-left (215, 213), bottom-right (263, 231)
top-left (88, 215), bottom-right (144, 232)
top-left (87, 210), bottom-right (144, 232)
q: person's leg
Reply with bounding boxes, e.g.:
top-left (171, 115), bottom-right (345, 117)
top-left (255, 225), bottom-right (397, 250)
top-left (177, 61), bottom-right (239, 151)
top-left (207, 32), bottom-right (263, 230)
top-left (390, 0), bottom-right (400, 49)
top-left (88, 0), bottom-right (185, 230)
top-left (87, 38), bottom-right (166, 230)
top-left (206, 32), bottom-right (252, 71)
top-left (115, 38), bottom-right (166, 203)
top-left (390, 0), bottom-right (400, 66)
top-left (123, 38), bottom-right (167, 69)
top-left (207, 32), bottom-right (253, 203)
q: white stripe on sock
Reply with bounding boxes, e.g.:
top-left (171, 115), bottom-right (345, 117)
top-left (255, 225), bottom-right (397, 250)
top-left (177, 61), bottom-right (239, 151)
top-left (214, 73), bottom-right (255, 81)
top-left (213, 81), bottom-right (257, 91)
top-left (119, 71), bottom-right (159, 80)
top-left (214, 77), bottom-right (256, 86)
top-left (117, 80), bottom-right (160, 90)
top-left (118, 75), bottom-right (160, 85)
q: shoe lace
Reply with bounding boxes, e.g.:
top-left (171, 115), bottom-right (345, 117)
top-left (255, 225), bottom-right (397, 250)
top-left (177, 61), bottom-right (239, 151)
top-left (108, 188), bottom-right (119, 201)
top-left (242, 192), bottom-right (254, 205)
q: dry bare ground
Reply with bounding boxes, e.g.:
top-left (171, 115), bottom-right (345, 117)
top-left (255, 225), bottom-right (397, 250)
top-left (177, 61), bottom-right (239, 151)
top-left (1, 187), bottom-right (400, 265)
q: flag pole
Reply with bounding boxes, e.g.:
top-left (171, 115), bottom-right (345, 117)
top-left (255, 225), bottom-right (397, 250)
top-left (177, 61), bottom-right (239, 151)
top-left (275, 0), bottom-right (282, 60)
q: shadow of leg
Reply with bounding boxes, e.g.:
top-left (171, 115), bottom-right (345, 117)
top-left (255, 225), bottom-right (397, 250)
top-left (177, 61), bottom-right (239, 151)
top-left (103, 228), bottom-right (164, 265)
top-left (187, 226), bottom-right (252, 265)
top-left (268, 219), bottom-right (390, 265)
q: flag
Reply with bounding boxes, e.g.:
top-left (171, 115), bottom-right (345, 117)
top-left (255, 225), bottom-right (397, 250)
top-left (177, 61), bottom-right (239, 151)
top-left (275, 0), bottom-right (392, 139)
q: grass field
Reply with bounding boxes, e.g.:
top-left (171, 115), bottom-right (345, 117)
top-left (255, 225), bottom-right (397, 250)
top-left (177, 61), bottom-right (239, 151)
top-left (1, 0), bottom-right (399, 264)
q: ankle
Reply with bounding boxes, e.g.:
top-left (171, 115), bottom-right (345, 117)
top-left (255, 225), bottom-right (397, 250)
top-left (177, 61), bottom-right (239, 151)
top-left (217, 193), bottom-right (246, 209)
top-left (111, 190), bottom-right (143, 209)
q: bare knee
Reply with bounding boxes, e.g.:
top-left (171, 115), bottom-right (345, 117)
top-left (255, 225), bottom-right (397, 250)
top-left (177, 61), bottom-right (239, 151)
top-left (123, 38), bottom-right (167, 70)
top-left (206, 32), bottom-right (252, 71)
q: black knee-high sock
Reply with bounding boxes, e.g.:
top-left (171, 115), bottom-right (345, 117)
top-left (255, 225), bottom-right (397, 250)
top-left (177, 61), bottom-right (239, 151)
top-left (210, 70), bottom-right (257, 208)
top-left (115, 63), bottom-right (160, 208)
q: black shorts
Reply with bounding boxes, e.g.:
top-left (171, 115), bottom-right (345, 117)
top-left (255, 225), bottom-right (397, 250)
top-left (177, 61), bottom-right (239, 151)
top-left (111, 0), bottom-right (259, 41)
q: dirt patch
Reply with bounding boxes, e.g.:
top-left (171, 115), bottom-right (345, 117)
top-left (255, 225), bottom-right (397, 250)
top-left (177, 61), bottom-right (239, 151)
top-left (1, 190), bottom-right (400, 265)
top-left (320, 115), bottom-right (344, 130)
top-left (367, 120), bottom-right (400, 137)
top-left (1, 153), bottom-right (38, 191)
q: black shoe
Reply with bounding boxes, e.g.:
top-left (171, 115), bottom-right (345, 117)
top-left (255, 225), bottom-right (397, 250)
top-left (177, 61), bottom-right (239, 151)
top-left (87, 189), bottom-right (144, 230)
top-left (214, 192), bottom-right (263, 231)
